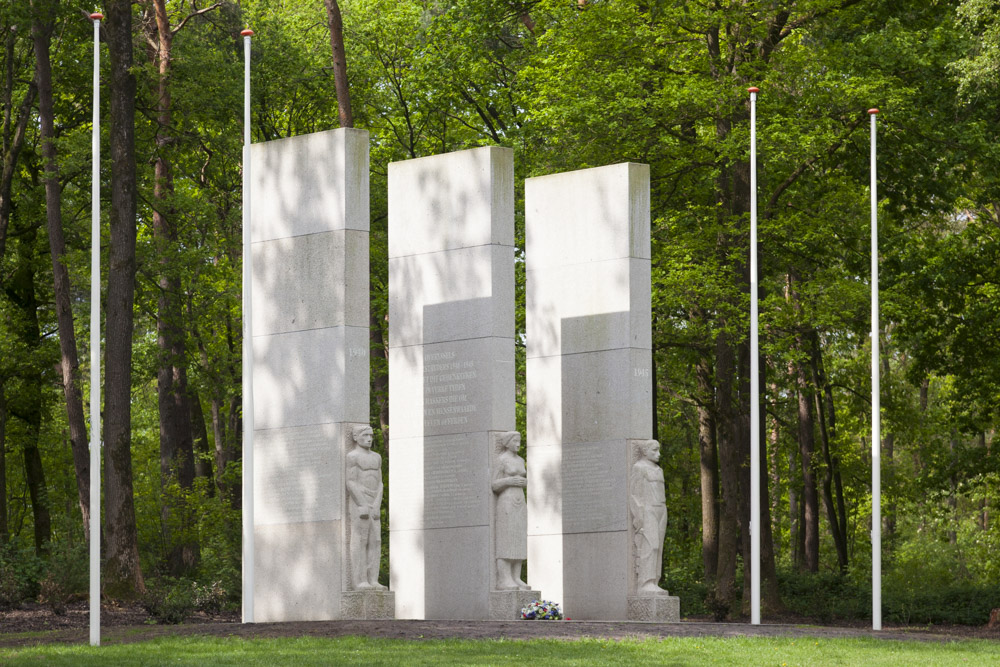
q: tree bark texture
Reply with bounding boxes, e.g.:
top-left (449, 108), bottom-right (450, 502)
top-left (191, 390), bottom-right (214, 486)
top-left (695, 345), bottom-right (719, 583)
top-left (104, 0), bottom-right (145, 598)
top-left (7, 242), bottom-right (51, 555)
top-left (143, 0), bottom-right (198, 577)
top-left (810, 332), bottom-right (848, 571)
top-left (795, 352), bottom-right (820, 573)
top-left (0, 379), bottom-right (6, 544)
top-left (0, 28), bottom-right (36, 265)
top-left (32, 2), bottom-right (93, 545)
top-left (323, 0), bottom-right (353, 128)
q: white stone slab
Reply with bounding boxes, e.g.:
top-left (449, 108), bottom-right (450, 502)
top-left (254, 520), bottom-right (342, 622)
top-left (389, 245), bottom-right (515, 346)
top-left (252, 229), bottom-right (368, 336)
top-left (253, 326), bottom-right (371, 430)
top-left (388, 147), bottom-right (515, 620)
top-left (388, 146), bottom-right (513, 258)
top-left (525, 161), bottom-right (651, 621)
top-left (388, 432), bottom-right (490, 532)
top-left (254, 423), bottom-right (341, 525)
top-left (527, 531), bottom-right (629, 620)
top-left (250, 128), bottom-right (377, 622)
top-left (524, 162), bottom-right (649, 271)
top-left (526, 258), bottom-right (650, 359)
top-left (250, 128), bottom-right (369, 242)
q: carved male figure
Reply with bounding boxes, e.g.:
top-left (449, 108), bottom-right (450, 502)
top-left (629, 439), bottom-right (668, 594)
top-left (491, 431), bottom-right (530, 590)
top-left (346, 425), bottom-right (386, 590)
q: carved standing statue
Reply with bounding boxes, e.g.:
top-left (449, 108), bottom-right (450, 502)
top-left (629, 439), bottom-right (668, 594)
top-left (492, 431), bottom-right (530, 590)
top-left (346, 425), bottom-right (387, 591)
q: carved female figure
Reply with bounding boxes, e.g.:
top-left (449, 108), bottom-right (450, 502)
top-left (492, 431), bottom-right (529, 590)
top-left (629, 439), bottom-right (668, 594)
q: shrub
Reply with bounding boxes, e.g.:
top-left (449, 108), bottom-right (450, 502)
top-left (0, 539), bottom-right (44, 608)
top-left (141, 577), bottom-right (196, 624)
top-left (38, 539), bottom-right (88, 615)
top-left (192, 580), bottom-right (227, 615)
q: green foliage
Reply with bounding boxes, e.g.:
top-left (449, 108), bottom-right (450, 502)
top-left (0, 539), bottom-right (44, 608)
top-left (38, 538), bottom-right (88, 615)
top-left (141, 578), bottom-right (197, 625)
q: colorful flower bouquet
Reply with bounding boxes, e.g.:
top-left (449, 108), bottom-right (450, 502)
top-left (521, 599), bottom-right (564, 620)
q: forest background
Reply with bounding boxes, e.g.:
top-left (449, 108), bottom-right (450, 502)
top-left (2, 0), bottom-right (1000, 624)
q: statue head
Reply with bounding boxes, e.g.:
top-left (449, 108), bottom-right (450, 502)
top-left (352, 425), bottom-right (374, 449)
top-left (496, 430), bottom-right (521, 454)
top-left (638, 439), bottom-right (660, 463)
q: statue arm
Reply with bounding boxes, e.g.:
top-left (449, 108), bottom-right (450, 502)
top-left (374, 455), bottom-right (384, 512)
top-left (629, 465), bottom-right (645, 530)
top-left (491, 455), bottom-right (526, 493)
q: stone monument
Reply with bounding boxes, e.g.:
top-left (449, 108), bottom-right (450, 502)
top-left (627, 439), bottom-right (679, 621)
top-left (388, 146), bottom-right (529, 619)
top-left (489, 430), bottom-right (541, 619)
top-left (525, 162), bottom-right (678, 621)
top-left (250, 128), bottom-right (392, 621)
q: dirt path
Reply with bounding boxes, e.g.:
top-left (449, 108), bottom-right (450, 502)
top-left (2, 603), bottom-right (998, 649)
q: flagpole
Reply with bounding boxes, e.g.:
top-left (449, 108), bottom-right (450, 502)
top-left (241, 27), bottom-right (255, 625)
top-left (869, 107), bottom-right (881, 632)
top-left (747, 86), bottom-right (761, 626)
top-left (88, 10), bottom-right (103, 649)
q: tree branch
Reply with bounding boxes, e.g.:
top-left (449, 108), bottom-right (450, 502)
top-left (171, 2), bottom-right (222, 36)
top-left (763, 113), bottom-right (867, 220)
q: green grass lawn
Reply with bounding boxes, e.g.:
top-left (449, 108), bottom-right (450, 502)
top-left (1, 635), bottom-right (997, 666)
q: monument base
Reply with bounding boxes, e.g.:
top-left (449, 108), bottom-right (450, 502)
top-left (627, 594), bottom-right (680, 622)
top-left (490, 590), bottom-right (542, 620)
top-left (342, 590), bottom-right (395, 619)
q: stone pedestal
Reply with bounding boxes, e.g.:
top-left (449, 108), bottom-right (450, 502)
top-left (525, 163), bottom-right (653, 621)
top-left (490, 590), bottom-right (542, 620)
top-left (388, 146), bottom-right (516, 620)
top-left (627, 594), bottom-right (680, 622)
top-left (249, 128), bottom-right (386, 621)
top-left (342, 591), bottom-right (396, 620)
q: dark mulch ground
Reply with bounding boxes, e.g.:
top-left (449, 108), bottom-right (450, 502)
top-left (2, 601), bottom-right (998, 649)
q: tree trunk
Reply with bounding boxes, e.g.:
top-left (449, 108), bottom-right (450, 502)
top-left (32, 3), bottom-right (92, 545)
top-left (104, 0), bottom-right (145, 599)
top-left (143, 0), bottom-right (198, 577)
top-left (795, 358), bottom-right (819, 572)
top-left (323, 0), bottom-right (353, 128)
top-left (695, 343), bottom-right (719, 583)
top-left (882, 354), bottom-right (895, 538)
top-left (227, 392), bottom-right (242, 510)
top-left (713, 330), bottom-right (740, 615)
top-left (751, 350), bottom-right (782, 613)
top-left (0, 379), bottom-right (6, 544)
top-left (768, 399), bottom-right (780, 542)
top-left (810, 333), bottom-right (847, 571)
top-left (191, 390), bottom-right (213, 487)
top-left (789, 442), bottom-right (801, 567)
top-left (8, 242), bottom-right (51, 555)
top-left (0, 32), bottom-right (36, 265)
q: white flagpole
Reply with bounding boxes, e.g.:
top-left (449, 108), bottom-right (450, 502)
top-left (869, 107), bottom-right (881, 631)
top-left (748, 86), bottom-right (761, 626)
top-left (241, 27), bottom-right (255, 625)
top-left (88, 10), bottom-right (103, 648)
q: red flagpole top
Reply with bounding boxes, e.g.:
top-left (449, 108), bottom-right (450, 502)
top-left (89, 12), bottom-right (103, 20)
top-left (241, 29), bottom-right (254, 37)
top-left (747, 87), bottom-right (760, 93)
top-left (868, 108), bottom-right (880, 115)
